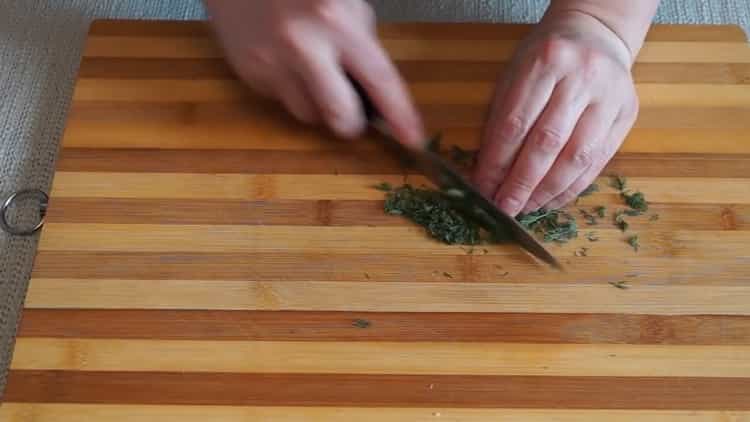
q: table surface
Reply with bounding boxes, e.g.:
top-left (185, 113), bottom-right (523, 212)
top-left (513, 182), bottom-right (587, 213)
top-left (2, 20), bottom-right (750, 420)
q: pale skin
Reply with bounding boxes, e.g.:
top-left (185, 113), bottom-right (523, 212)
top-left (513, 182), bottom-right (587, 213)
top-left (203, 0), bottom-right (661, 216)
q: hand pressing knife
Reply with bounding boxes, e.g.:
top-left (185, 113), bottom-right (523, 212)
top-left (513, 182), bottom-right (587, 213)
top-left (346, 75), bottom-right (562, 270)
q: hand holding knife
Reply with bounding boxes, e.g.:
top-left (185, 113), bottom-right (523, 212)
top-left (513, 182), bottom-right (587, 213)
top-left (346, 75), bottom-right (562, 270)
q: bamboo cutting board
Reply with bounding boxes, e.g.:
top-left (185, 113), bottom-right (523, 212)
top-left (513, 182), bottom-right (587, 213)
top-left (3, 20), bottom-right (750, 420)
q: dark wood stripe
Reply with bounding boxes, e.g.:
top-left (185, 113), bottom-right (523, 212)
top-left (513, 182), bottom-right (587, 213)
top-left (77, 58), bottom-right (750, 85)
top-left (17, 310), bottom-right (750, 345)
top-left (67, 102), bottom-right (750, 130)
top-left (88, 20), bottom-right (748, 42)
top-left (56, 148), bottom-right (750, 178)
top-left (30, 251), bottom-right (750, 285)
top-left (6, 371), bottom-right (750, 409)
top-left (43, 197), bottom-right (750, 232)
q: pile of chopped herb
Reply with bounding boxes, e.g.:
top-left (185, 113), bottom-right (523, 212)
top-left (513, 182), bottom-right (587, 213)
top-left (622, 190), bottom-right (649, 214)
top-left (383, 184), bottom-right (482, 245)
top-left (517, 209), bottom-right (578, 244)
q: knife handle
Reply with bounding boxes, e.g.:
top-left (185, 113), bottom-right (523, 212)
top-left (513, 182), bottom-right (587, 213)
top-left (346, 73), bottom-right (379, 122)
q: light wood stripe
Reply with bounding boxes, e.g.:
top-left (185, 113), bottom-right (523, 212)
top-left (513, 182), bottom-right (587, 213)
top-left (2, 404), bottom-right (748, 422)
top-left (48, 173), bottom-right (750, 204)
top-left (72, 80), bottom-right (750, 108)
top-left (11, 338), bottom-right (750, 378)
top-left (19, 310), bottom-right (750, 345)
top-left (29, 251), bottom-right (750, 286)
top-left (24, 279), bottom-right (750, 315)
top-left (83, 37), bottom-right (750, 63)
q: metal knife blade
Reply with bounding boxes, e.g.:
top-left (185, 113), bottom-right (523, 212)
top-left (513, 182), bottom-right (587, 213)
top-left (347, 75), bottom-right (562, 269)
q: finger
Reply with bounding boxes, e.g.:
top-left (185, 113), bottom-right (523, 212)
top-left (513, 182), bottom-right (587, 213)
top-left (492, 77), bottom-right (590, 216)
top-left (294, 40), bottom-right (367, 138)
top-left (523, 103), bottom-right (619, 213)
top-left (472, 61), bottom-right (558, 198)
top-left (275, 71), bottom-right (320, 125)
top-left (342, 35), bottom-right (425, 148)
top-left (545, 109), bottom-right (637, 210)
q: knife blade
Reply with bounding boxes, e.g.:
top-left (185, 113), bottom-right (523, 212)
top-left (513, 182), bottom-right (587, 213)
top-left (347, 75), bottom-right (562, 270)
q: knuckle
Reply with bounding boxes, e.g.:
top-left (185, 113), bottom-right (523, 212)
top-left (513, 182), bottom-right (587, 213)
top-left (277, 22), bottom-right (306, 54)
top-left (533, 128), bottom-right (566, 153)
top-left (572, 147), bottom-right (594, 168)
top-left (581, 50), bottom-right (606, 83)
top-left (506, 177), bottom-right (536, 195)
top-left (539, 36), bottom-right (573, 65)
top-left (312, 0), bottom-right (351, 31)
top-left (495, 116), bottom-right (529, 142)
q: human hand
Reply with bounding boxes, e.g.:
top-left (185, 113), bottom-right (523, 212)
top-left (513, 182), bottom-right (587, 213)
top-left (203, 0), bottom-right (425, 147)
top-left (472, 11), bottom-right (640, 216)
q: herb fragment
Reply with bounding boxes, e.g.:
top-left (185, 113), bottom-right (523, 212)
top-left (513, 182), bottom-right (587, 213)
top-left (624, 209), bottom-right (643, 217)
top-left (622, 190), bottom-right (649, 214)
top-left (384, 184), bottom-right (482, 245)
top-left (579, 209), bottom-right (598, 225)
top-left (373, 182), bottom-right (392, 192)
top-left (352, 319), bottom-right (371, 329)
top-left (609, 280), bottom-right (630, 290)
top-left (579, 183), bottom-right (600, 198)
top-left (610, 174), bottom-right (627, 191)
top-left (586, 231), bottom-right (600, 242)
top-left (595, 206), bottom-right (607, 218)
top-left (517, 209), bottom-right (578, 244)
top-left (628, 235), bottom-right (640, 252)
top-left (614, 210), bottom-right (629, 232)
top-left (650, 214), bottom-right (660, 221)
top-left (574, 247), bottom-right (590, 257)
top-left (443, 272), bottom-right (454, 279)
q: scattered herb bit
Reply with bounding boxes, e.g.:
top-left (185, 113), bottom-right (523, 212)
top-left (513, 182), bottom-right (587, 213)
top-left (579, 209), bottom-right (598, 225)
top-left (373, 182), bottom-right (392, 192)
top-left (650, 214), bottom-right (660, 221)
top-left (622, 190), bottom-right (649, 214)
top-left (574, 247), bottom-right (590, 257)
top-left (427, 133), bottom-right (443, 153)
top-left (450, 145), bottom-right (477, 168)
top-left (579, 183), bottom-right (600, 198)
top-left (352, 319), bottom-right (371, 329)
top-left (384, 184), bottom-right (482, 245)
top-left (364, 273), bottom-right (371, 280)
top-left (624, 209), bottom-right (643, 217)
top-left (609, 280), bottom-right (630, 290)
top-left (610, 174), bottom-right (627, 191)
top-left (586, 231), bottom-right (600, 242)
top-left (517, 209), bottom-right (578, 244)
top-left (482, 248), bottom-right (489, 255)
top-left (443, 272), bottom-right (454, 279)
top-left (595, 206), bottom-right (607, 218)
top-left (614, 210), bottom-right (629, 232)
top-left (627, 235), bottom-right (640, 252)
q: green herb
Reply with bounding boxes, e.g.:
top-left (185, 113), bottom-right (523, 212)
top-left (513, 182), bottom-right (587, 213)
top-left (517, 209), bottom-right (578, 244)
top-left (614, 211), bottom-right (629, 232)
top-left (610, 174), bottom-right (627, 191)
top-left (384, 184), bottom-right (482, 245)
top-left (586, 231), bottom-right (600, 242)
top-left (628, 235), bottom-right (640, 252)
top-left (624, 209), bottom-right (643, 217)
top-left (352, 319), bottom-right (371, 329)
top-left (595, 206), bottom-right (607, 218)
top-left (450, 145), bottom-right (476, 168)
top-left (650, 214), bottom-right (660, 221)
top-left (373, 182), bottom-right (393, 192)
top-left (574, 247), bottom-right (590, 257)
top-left (622, 191), bottom-right (649, 214)
top-left (579, 209), bottom-right (598, 225)
top-left (609, 280), bottom-right (630, 290)
top-left (579, 184), bottom-right (600, 197)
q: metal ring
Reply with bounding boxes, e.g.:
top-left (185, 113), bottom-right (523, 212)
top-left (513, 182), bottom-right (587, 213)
top-left (1, 189), bottom-right (49, 236)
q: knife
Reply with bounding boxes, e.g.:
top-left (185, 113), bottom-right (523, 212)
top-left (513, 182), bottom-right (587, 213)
top-left (347, 75), bottom-right (562, 270)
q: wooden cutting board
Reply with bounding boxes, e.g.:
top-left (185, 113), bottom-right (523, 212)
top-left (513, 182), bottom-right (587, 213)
top-left (2, 19), bottom-right (750, 420)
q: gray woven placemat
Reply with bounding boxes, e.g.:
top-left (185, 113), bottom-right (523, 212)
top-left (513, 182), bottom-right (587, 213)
top-left (0, 0), bottom-right (748, 396)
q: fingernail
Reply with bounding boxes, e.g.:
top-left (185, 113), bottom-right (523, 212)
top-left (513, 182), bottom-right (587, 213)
top-left (498, 197), bottom-right (522, 216)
